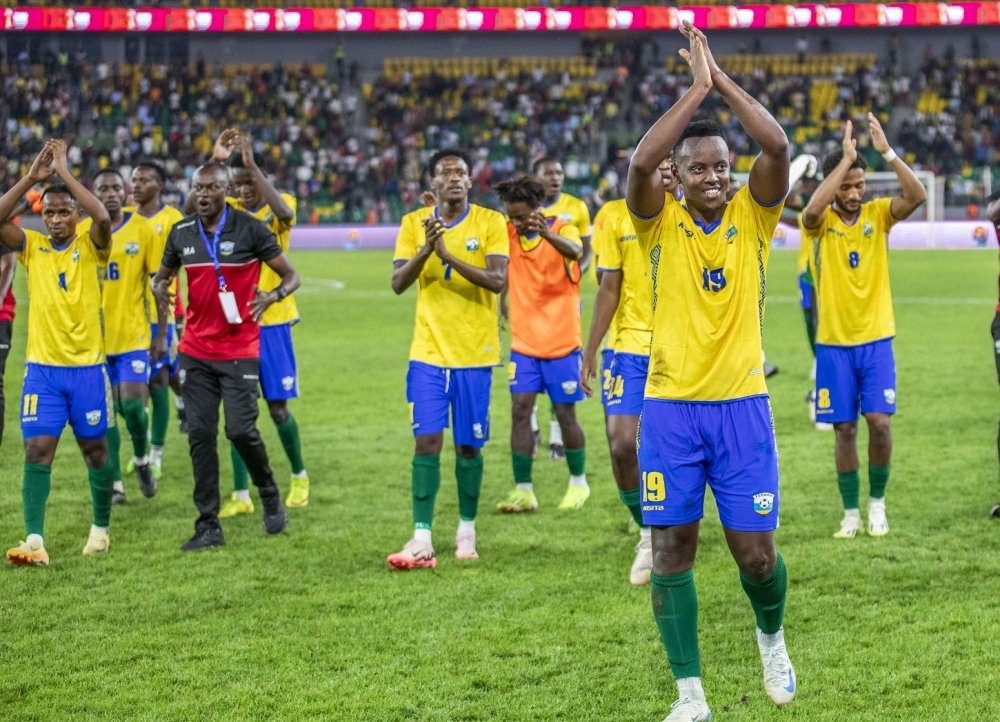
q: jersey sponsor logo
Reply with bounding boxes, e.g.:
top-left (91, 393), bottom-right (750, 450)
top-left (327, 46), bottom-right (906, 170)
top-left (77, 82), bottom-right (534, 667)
top-left (183, 246), bottom-right (196, 256)
top-left (176, 220), bottom-right (197, 230)
top-left (281, 375), bottom-right (295, 391)
top-left (85, 409), bottom-right (103, 426)
top-left (863, 221), bottom-right (874, 237)
top-left (472, 422), bottom-right (484, 440)
top-left (242, 374), bottom-right (259, 381)
top-left (884, 388), bottom-right (896, 405)
top-left (38, 246), bottom-right (51, 253)
top-left (749, 368), bottom-right (762, 376)
top-left (131, 360), bottom-right (147, 374)
top-left (677, 222), bottom-right (694, 239)
top-left (465, 237), bottom-right (480, 251)
top-left (753, 492), bottom-right (775, 515)
top-left (561, 380), bottom-right (578, 395)
top-left (219, 241), bottom-right (236, 256)
top-left (620, 234), bottom-right (637, 242)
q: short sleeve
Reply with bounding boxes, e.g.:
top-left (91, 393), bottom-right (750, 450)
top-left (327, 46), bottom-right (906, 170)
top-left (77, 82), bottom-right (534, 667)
top-left (873, 197), bottom-right (897, 233)
top-left (281, 194), bottom-right (298, 230)
top-left (558, 222), bottom-right (582, 247)
top-left (143, 225), bottom-right (160, 274)
top-left (746, 184), bottom-right (786, 227)
top-left (593, 206), bottom-right (621, 272)
top-left (15, 228), bottom-right (36, 266)
top-left (253, 221), bottom-right (282, 263)
top-left (483, 211), bottom-right (510, 258)
top-left (161, 226), bottom-right (182, 269)
top-left (393, 214), bottom-right (419, 262)
top-left (628, 198), bottom-right (667, 255)
top-left (573, 199), bottom-right (591, 239)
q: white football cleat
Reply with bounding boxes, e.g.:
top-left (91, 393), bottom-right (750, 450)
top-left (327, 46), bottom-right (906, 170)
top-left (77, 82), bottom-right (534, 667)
top-left (662, 694), bottom-right (712, 721)
top-left (757, 628), bottom-right (796, 706)
top-left (868, 498), bottom-right (889, 536)
top-left (630, 536), bottom-right (653, 586)
top-left (833, 510), bottom-right (863, 539)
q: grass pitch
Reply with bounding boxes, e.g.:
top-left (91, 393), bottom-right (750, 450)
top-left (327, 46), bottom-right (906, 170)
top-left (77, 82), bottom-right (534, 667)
top-left (2, 249), bottom-right (1000, 721)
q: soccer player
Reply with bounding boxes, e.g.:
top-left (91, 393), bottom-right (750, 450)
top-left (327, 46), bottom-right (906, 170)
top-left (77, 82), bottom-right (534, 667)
top-left (387, 149), bottom-right (508, 569)
top-left (580, 161), bottom-right (673, 586)
top-left (131, 161), bottom-right (187, 476)
top-left (152, 162), bottom-right (301, 551)
top-left (802, 116), bottom-right (926, 539)
top-left (988, 192), bottom-right (1000, 517)
top-left (86, 170), bottom-right (165, 503)
top-left (626, 24), bottom-right (794, 719)
top-left (494, 175), bottom-right (589, 514)
top-left (533, 157), bottom-right (592, 460)
top-left (209, 129), bottom-right (310, 515)
top-left (0, 140), bottom-right (118, 565)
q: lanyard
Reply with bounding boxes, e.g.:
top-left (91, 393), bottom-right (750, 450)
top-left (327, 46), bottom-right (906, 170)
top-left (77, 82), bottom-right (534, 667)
top-left (197, 207), bottom-right (229, 292)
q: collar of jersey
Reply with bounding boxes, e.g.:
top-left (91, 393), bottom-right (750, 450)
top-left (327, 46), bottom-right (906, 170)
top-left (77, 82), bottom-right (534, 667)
top-left (681, 205), bottom-right (723, 235)
top-left (433, 205), bottom-right (470, 229)
top-left (830, 202), bottom-right (860, 226)
top-left (541, 193), bottom-right (561, 209)
top-left (50, 234), bottom-right (78, 252)
top-left (111, 212), bottom-right (133, 234)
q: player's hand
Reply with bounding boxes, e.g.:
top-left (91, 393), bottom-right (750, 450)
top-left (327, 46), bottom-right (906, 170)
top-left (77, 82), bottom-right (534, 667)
top-left (678, 21), bottom-right (713, 89)
top-left (150, 332), bottom-right (168, 363)
top-left (525, 210), bottom-right (550, 238)
top-left (237, 134), bottom-right (257, 170)
top-left (248, 287), bottom-right (278, 322)
top-left (152, 281), bottom-right (175, 317)
top-left (125, 193), bottom-right (135, 207)
top-left (212, 128), bottom-right (240, 162)
top-left (47, 139), bottom-right (69, 174)
top-left (423, 217), bottom-right (447, 256)
top-left (580, 351), bottom-right (598, 398)
top-left (680, 21), bottom-right (721, 79)
top-left (868, 112), bottom-right (891, 155)
top-left (27, 146), bottom-right (54, 184)
top-left (842, 120), bottom-right (858, 164)
top-left (420, 191), bottom-right (438, 208)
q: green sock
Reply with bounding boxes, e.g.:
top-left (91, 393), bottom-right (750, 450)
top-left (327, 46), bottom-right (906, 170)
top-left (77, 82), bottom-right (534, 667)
top-left (88, 457), bottom-right (116, 528)
top-left (837, 470), bottom-right (860, 509)
top-left (512, 451), bottom-right (533, 484)
top-left (120, 397), bottom-right (149, 458)
top-left (456, 453), bottom-right (484, 521)
top-left (412, 454), bottom-right (441, 529)
top-left (22, 463), bottom-right (52, 537)
top-left (149, 385), bottom-right (170, 448)
top-left (619, 488), bottom-right (645, 527)
top-left (565, 446), bottom-right (586, 476)
top-left (739, 553), bottom-right (788, 635)
top-left (869, 463), bottom-right (890, 500)
top-left (231, 442), bottom-right (249, 492)
top-left (276, 414), bottom-right (305, 474)
top-left (651, 570), bottom-right (701, 679)
top-left (106, 423), bottom-right (123, 482)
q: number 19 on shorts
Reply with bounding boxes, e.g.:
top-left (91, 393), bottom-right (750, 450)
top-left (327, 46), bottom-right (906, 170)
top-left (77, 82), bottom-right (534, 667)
top-left (642, 471), bottom-right (666, 502)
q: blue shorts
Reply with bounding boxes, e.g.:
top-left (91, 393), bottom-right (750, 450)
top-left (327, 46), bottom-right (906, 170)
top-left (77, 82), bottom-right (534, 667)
top-left (508, 349), bottom-right (585, 404)
top-left (406, 361), bottom-right (492, 448)
top-left (106, 350), bottom-right (150, 386)
top-left (150, 322), bottom-right (179, 379)
top-left (607, 352), bottom-right (648, 416)
top-left (798, 272), bottom-right (813, 310)
top-left (21, 363), bottom-right (113, 440)
top-left (259, 324), bottom-right (299, 401)
top-left (815, 339), bottom-right (896, 423)
top-left (637, 396), bottom-right (780, 531)
top-left (600, 349), bottom-right (616, 407)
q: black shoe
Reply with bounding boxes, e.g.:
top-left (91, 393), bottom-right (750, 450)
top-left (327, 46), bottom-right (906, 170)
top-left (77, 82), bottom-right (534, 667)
top-left (177, 407), bottom-right (189, 435)
top-left (548, 443), bottom-right (565, 461)
top-left (764, 362), bottom-right (779, 378)
top-left (136, 463), bottom-right (158, 498)
top-left (112, 489), bottom-right (127, 505)
top-left (258, 484), bottom-right (288, 535)
top-left (991, 503), bottom-right (1000, 518)
top-left (181, 527), bottom-right (225, 551)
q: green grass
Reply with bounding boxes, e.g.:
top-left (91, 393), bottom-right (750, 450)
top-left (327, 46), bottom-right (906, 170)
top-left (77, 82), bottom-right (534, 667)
top-left (2, 249), bottom-right (1000, 721)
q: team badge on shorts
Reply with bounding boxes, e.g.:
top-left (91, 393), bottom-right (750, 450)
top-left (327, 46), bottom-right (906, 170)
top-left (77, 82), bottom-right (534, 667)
top-left (561, 380), bottom-right (578, 395)
top-left (219, 241), bottom-right (236, 256)
top-left (884, 389), bottom-right (896, 404)
top-left (473, 423), bottom-right (484, 440)
top-left (281, 376), bottom-right (296, 391)
top-left (125, 242), bottom-right (139, 256)
top-left (994, 339), bottom-right (1000, 354)
top-left (466, 237), bottom-right (480, 251)
top-left (178, 369), bottom-right (186, 383)
top-left (753, 492), bottom-right (775, 515)
top-left (131, 360), bottom-right (147, 374)
top-left (86, 410), bottom-right (102, 426)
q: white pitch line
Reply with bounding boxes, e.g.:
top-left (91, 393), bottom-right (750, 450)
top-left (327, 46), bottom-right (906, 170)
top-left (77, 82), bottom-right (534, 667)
top-left (302, 277), bottom-right (346, 289)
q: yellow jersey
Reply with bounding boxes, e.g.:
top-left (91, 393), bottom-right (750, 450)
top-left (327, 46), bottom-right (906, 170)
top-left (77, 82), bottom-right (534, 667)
top-left (137, 203), bottom-right (185, 317)
top-left (593, 199), bottom-right (653, 356)
top-left (591, 204), bottom-right (619, 350)
top-left (630, 186), bottom-right (783, 402)
top-left (78, 213), bottom-right (160, 356)
top-left (394, 204), bottom-right (509, 368)
top-left (17, 229), bottom-right (109, 367)
top-left (542, 192), bottom-right (591, 241)
top-left (805, 198), bottom-right (897, 346)
top-left (227, 194), bottom-right (298, 326)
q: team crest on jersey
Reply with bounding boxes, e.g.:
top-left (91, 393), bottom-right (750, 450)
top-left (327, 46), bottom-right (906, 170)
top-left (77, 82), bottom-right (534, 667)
top-left (725, 223), bottom-right (738, 241)
top-left (219, 241), bottom-right (236, 256)
top-left (884, 388), bottom-right (896, 404)
top-left (753, 492), bottom-right (775, 515)
top-left (155, 225), bottom-right (163, 234)
top-left (264, 212), bottom-right (275, 225)
top-left (86, 410), bottom-right (102, 426)
top-left (72, 248), bottom-right (80, 263)
top-left (281, 376), bottom-right (296, 391)
top-left (863, 221), bottom-right (874, 237)
top-left (131, 360), bottom-right (147, 374)
top-left (466, 237), bottom-right (480, 251)
top-left (472, 423), bottom-right (484, 440)
top-left (561, 380), bottom-right (578, 395)
top-left (559, 213), bottom-right (571, 222)
top-left (125, 242), bottom-right (140, 256)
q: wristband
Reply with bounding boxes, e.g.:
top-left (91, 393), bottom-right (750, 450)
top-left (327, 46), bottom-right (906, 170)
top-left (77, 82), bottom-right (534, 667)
top-left (275, 285), bottom-right (289, 300)
top-left (882, 148), bottom-right (898, 163)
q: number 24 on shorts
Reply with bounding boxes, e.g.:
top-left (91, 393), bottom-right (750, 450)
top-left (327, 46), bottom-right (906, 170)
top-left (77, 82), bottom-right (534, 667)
top-left (642, 471), bottom-right (666, 502)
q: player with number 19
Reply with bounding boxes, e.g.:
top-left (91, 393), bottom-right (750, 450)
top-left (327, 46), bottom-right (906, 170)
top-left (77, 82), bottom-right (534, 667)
top-left (801, 114), bottom-right (926, 539)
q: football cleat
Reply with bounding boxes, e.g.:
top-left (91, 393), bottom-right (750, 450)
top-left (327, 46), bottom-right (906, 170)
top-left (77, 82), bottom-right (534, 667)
top-left (387, 538), bottom-right (437, 570)
top-left (136, 463), bottom-right (158, 498)
top-left (285, 475), bottom-right (309, 508)
top-left (259, 484), bottom-right (288, 535)
top-left (82, 528), bottom-right (110, 556)
top-left (662, 695), bottom-right (712, 722)
top-left (112, 488), bottom-right (128, 505)
top-left (455, 531), bottom-right (478, 560)
top-left (833, 511), bottom-right (863, 539)
top-left (181, 527), bottom-right (225, 552)
top-left (867, 499), bottom-right (889, 537)
top-left (757, 628), bottom-right (796, 706)
top-left (497, 488), bottom-right (539, 514)
top-left (6, 538), bottom-right (49, 567)
top-left (990, 502), bottom-right (1000, 518)
top-left (219, 493), bottom-right (254, 519)
top-left (630, 536), bottom-right (653, 586)
top-left (558, 484), bottom-right (591, 511)
top-left (548, 443), bottom-right (566, 461)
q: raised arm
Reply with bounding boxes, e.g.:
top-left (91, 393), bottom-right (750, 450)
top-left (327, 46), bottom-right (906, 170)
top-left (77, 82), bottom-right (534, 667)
top-left (580, 270), bottom-right (622, 397)
top-left (49, 140), bottom-right (112, 249)
top-left (802, 121), bottom-right (857, 229)
top-left (869, 113), bottom-right (926, 220)
top-left (238, 135), bottom-right (295, 224)
top-left (0, 146), bottom-right (54, 250)
top-left (626, 22), bottom-right (713, 219)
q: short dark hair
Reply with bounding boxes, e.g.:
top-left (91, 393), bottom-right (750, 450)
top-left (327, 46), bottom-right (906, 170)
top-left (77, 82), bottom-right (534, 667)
top-left (675, 120), bottom-right (726, 155)
top-left (40, 184), bottom-right (75, 203)
top-left (986, 191), bottom-right (1000, 205)
top-left (427, 149), bottom-right (473, 178)
top-left (134, 160), bottom-right (167, 183)
top-left (194, 162), bottom-right (230, 179)
top-left (93, 168), bottom-right (125, 184)
top-left (822, 151), bottom-right (867, 179)
top-left (531, 156), bottom-right (561, 174)
top-left (229, 150), bottom-right (267, 170)
top-left (494, 175), bottom-right (546, 208)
